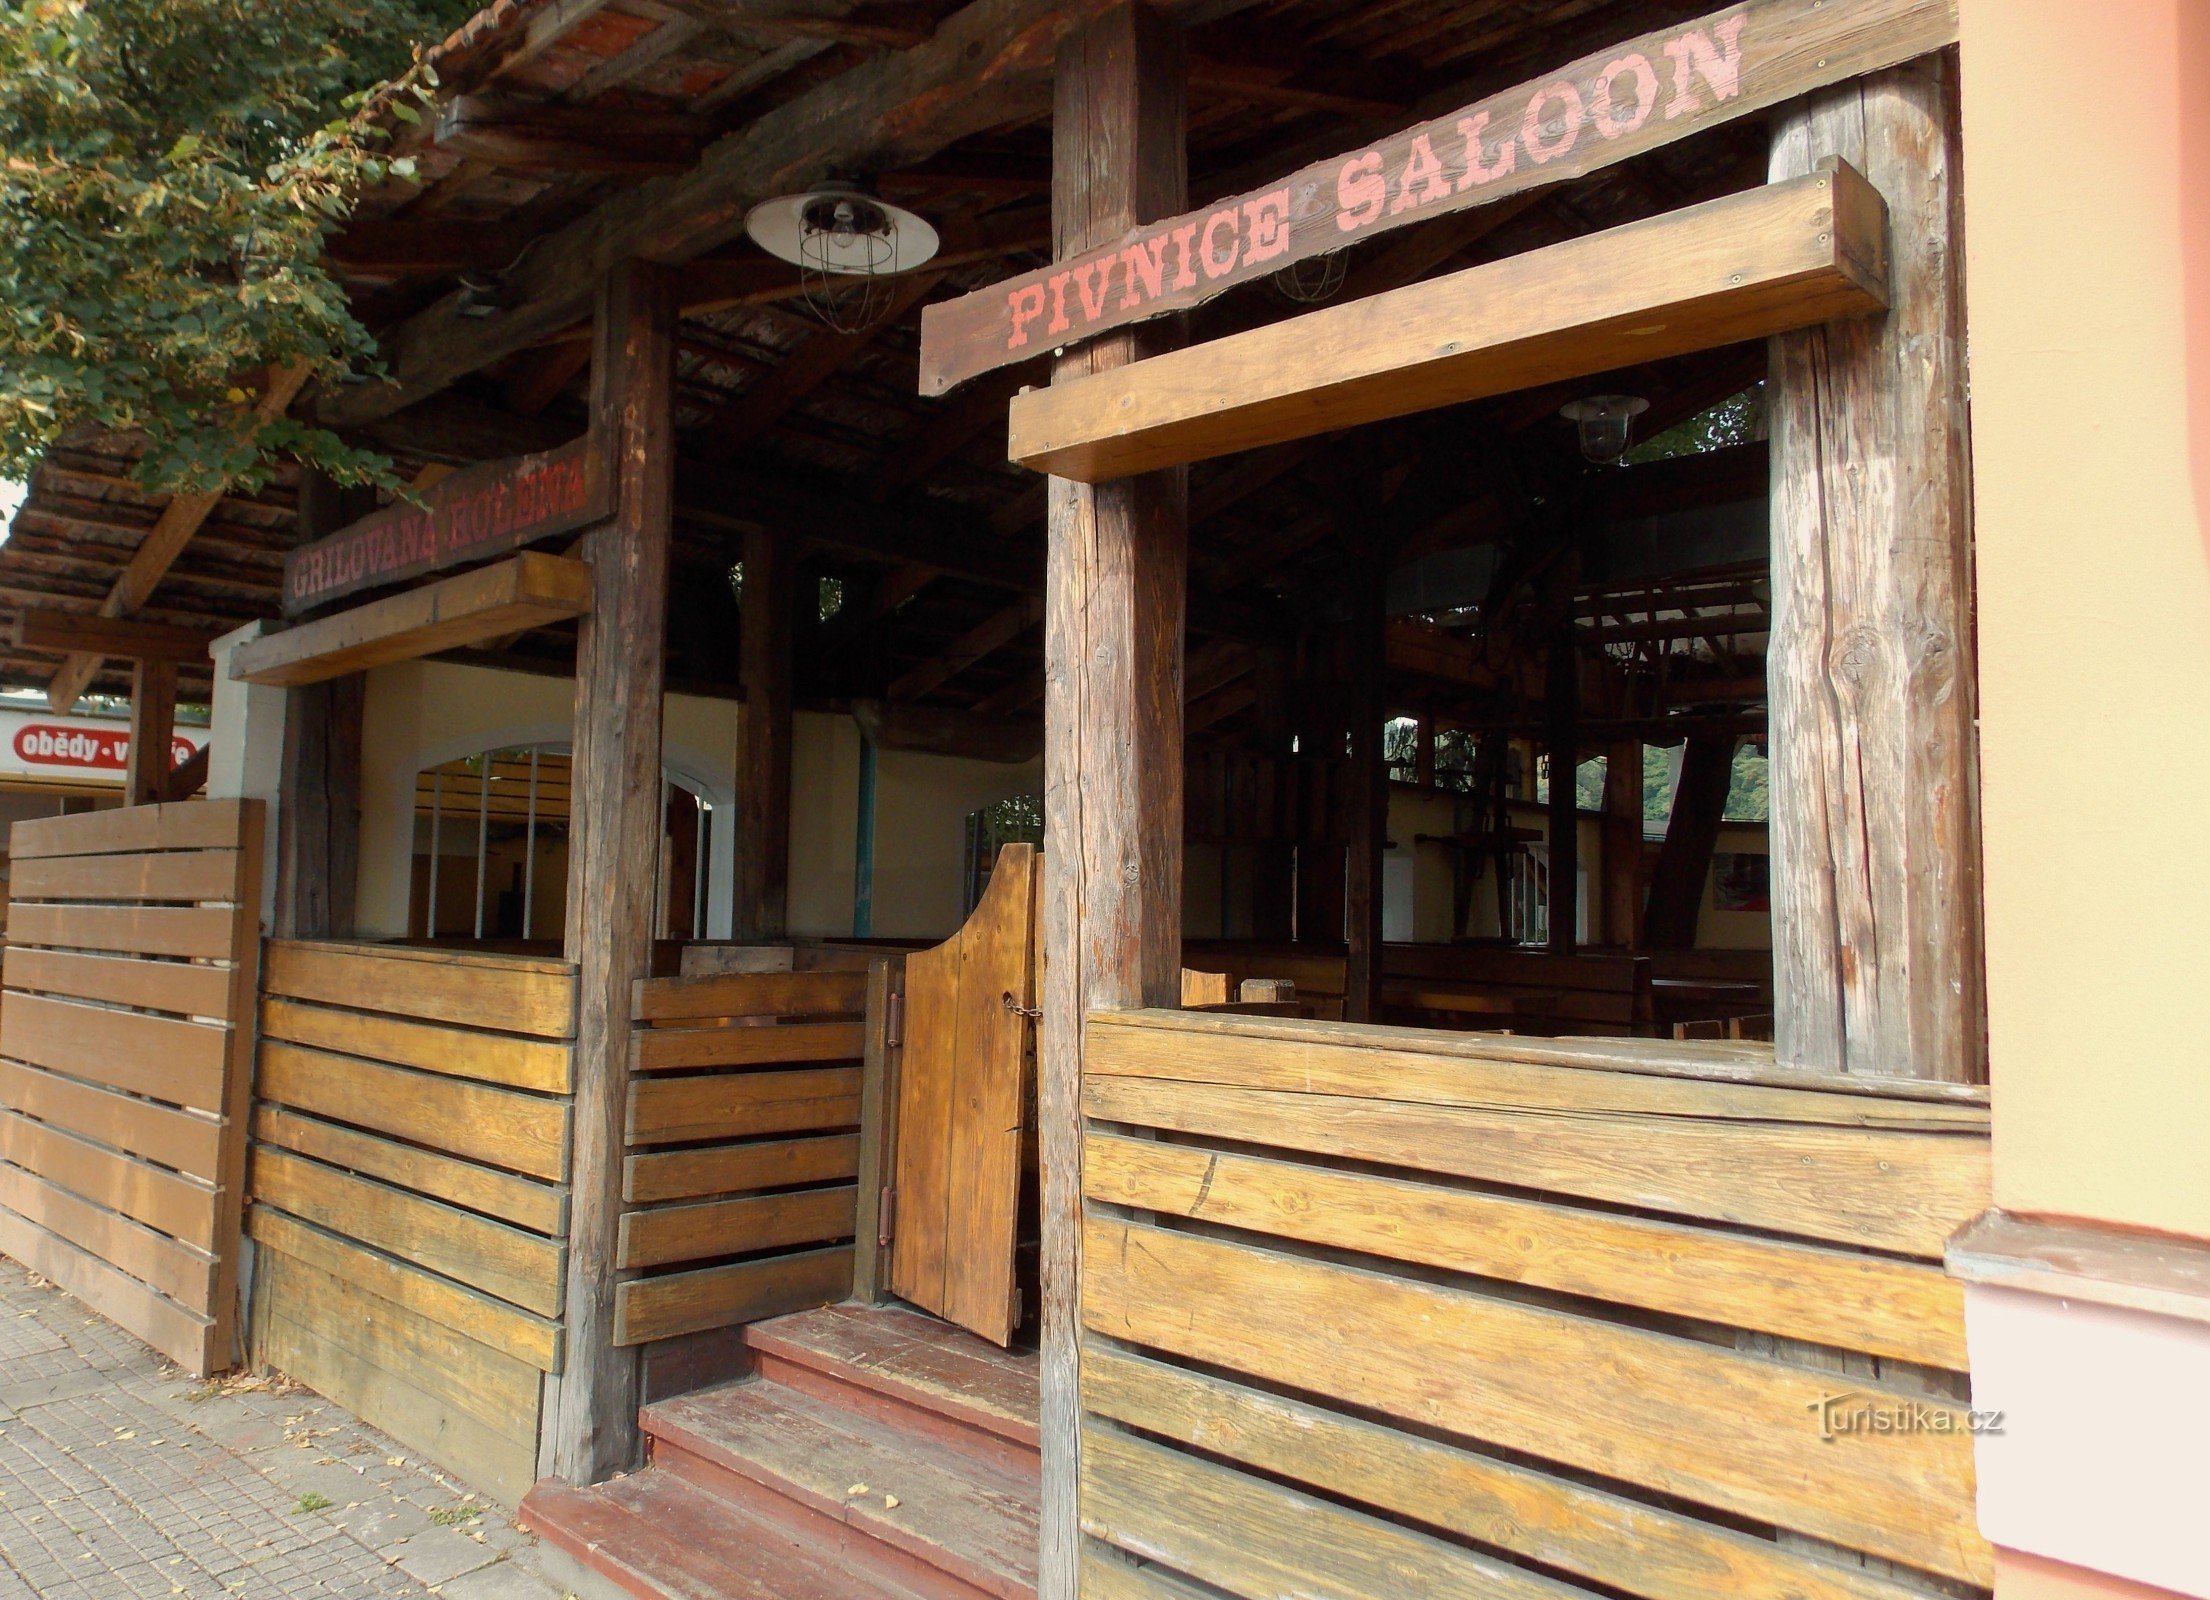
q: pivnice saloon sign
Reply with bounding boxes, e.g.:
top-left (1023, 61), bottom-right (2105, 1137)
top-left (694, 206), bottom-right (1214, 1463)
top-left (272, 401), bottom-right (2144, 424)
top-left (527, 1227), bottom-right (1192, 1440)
top-left (281, 435), bottom-right (608, 614)
top-left (917, 0), bottom-right (1957, 395)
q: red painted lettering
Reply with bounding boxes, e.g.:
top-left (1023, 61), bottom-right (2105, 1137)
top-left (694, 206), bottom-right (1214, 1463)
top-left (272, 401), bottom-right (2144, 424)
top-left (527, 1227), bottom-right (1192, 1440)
top-left (1046, 270), bottom-right (1073, 337)
top-left (1336, 152), bottom-right (1386, 232)
top-left (1169, 222), bottom-right (1200, 291)
top-left (1120, 235), bottom-right (1170, 307)
top-left (1199, 208), bottom-right (1240, 279)
top-left (1591, 52), bottom-right (1658, 138)
top-left (1006, 283), bottom-right (1047, 348)
top-left (1521, 82), bottom-right (1584, 164)
top-left (1241, 190), bottom-right (1291, 265)
top-left (1074, 256), bottom-right (1117, 322)
top-left (1456, 113), bottom-right (1517, 189)
top-left (1388, 135), bottom-right (1452, 215)
top-left (1663, 14), bottom-right (1746, 119)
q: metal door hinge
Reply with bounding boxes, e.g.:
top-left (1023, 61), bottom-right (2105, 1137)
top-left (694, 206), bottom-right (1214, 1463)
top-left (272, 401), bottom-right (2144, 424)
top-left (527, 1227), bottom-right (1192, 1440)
top-left (885, 991), bottom-right (904, 1048)
top-left (878, 1185), bottom-right (896, 1246)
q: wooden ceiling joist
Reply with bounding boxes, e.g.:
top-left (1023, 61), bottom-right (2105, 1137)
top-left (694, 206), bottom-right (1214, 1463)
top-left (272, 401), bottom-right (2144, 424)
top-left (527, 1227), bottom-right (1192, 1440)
top-left (13, 610), bottom-right (217, 665)
top-left (700, 270), bottom-right (945, 452)
top-left (886, 593), bottom-right (1043, 702)
top-left (46, 362), bottom-right (309, 711)
top-left (315, 0), bottom-right (1175, 428)
top-left (1009, 166), bottom-right (1889, 481)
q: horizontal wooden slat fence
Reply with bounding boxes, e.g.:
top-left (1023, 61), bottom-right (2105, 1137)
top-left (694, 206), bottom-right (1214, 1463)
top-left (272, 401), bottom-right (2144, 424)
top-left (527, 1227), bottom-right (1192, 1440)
top-left (614, 966), bottom-right (880, 1349)
top-left (247, 940), bottom-right (577, 1503)
top-left (0, 800), bottom-right (264, 1378)
top-left (1079, 1009), bottom-right (1995, 1600)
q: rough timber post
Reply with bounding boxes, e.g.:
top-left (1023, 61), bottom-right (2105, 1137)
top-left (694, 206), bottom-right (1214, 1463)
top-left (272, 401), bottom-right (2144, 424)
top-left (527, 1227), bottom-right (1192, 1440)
top-left (1545, 621), bottom-right (1579, 955)
top-left (1600, 738), bottom-right (1644, 947)
top-left (125, 658), bottom-right (178, 810)
top-left (549, 258), bottom-right (674, 1481)
top-left (274, 469), bottom-right (372, 938)
top-left (1343, 542), bottom-right (1387, 1022)
top-left (1768, 56), bottom-right (1983, 1081)
top-left (734, 524), bottom-right (793, 940)
top-left (1039, 7), bottom-right (1187, 1595)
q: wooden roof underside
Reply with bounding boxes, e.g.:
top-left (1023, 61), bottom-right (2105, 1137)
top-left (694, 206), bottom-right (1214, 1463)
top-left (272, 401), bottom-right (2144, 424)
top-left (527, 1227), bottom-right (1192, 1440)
top-left (0, 0), bottom-right (1777, 735)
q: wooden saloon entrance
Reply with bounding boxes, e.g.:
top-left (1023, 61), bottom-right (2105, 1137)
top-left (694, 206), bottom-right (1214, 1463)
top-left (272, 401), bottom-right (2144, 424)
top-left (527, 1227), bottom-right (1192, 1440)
top-left (0, 0), bottom-right (2000, 1596)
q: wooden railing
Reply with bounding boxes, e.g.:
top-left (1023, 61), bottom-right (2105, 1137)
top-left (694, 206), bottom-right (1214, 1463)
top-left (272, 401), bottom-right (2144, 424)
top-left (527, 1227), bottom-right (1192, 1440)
top-left (0, 800), bottom-right (264, 1377)
top-left (615, 964), bottom-right (889, 1354)
top-left (246, 940), bottom-right (577, 1502)
top-left (1078, 1010), bottom-right (1995, 1599)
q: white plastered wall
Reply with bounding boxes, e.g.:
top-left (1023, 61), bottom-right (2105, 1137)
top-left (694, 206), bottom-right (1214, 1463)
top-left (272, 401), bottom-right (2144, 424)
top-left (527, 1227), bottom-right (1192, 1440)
top-left (355, 658), bottom-right (1042, 945)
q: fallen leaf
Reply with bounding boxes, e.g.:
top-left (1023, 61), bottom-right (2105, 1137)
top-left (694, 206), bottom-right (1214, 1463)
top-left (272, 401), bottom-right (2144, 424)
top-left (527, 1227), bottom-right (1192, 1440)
top-left (846, 1483), bottom-right (870, 1497)
top-left (883, 1495), bottom-right (900, 1510)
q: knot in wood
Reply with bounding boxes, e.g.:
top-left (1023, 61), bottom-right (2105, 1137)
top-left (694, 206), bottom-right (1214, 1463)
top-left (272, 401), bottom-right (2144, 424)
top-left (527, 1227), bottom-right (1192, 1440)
top-left (1827, 625), bottom-right (1886, 699)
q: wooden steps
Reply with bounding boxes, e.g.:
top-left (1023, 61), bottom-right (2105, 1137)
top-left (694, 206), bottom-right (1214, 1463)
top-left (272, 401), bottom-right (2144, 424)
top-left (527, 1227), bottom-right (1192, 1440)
top-left (520, 1304), bottom-right (1039, 1600)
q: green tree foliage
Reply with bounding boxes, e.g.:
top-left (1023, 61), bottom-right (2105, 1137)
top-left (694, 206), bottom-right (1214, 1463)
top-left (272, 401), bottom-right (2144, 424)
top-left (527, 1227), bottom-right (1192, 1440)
top-left (1623, 382), bottom-right (1767, 464)
top-left (0, 0), bottom-right (477, 494)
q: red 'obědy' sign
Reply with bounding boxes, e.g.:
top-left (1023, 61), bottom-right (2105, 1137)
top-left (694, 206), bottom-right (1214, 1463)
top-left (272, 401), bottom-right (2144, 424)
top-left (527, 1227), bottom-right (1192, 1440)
top-left (916, 0), bottom-right (1957, 397)
top-left (281, 435), bottom-right (608, 615)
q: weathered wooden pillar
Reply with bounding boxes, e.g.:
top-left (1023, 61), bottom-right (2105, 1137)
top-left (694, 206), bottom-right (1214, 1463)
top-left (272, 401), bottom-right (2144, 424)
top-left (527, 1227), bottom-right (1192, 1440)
top-left (1343, 552), bottom-right (1387, 1022)
top-left (1768, 57), bottom-right (1982, 1080)
top-left (1039, 7), bottom-right (1186, 1595)
top-left (1643, 734), bottom-right (1734, 951)
top-left (1545, 623), bottom-right (1579, 955)
top-left (1600, 739), bottom-right (1644, 947)
top-left (549, 257), bottom-right (674, 1482)
top-left (734, 525), bottom-right (793, 940)
top-left (274, 470), bottom-right (371, 938)
top-left (125, 658), bottom-right (178, 809)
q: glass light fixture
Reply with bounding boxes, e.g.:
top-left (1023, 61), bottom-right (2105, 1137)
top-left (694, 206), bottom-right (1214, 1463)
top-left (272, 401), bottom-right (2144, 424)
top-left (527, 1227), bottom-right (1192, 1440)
top-left (745, 182), bottom-right (939, 333)
top-left (1559, 394), bottom-right (1649, 463)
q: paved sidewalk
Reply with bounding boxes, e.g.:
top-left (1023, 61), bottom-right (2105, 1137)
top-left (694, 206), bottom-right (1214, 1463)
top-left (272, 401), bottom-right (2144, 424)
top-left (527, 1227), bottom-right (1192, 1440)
top-left (0, 1259), bottom-right (579, 1599)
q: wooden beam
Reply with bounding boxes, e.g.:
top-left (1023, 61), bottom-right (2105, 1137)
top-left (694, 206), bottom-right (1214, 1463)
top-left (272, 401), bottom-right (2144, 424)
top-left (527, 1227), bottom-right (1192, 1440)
top-left (162, 740), bottom-right (211, 804)
top-left (676, 458), bottom-right (1040, 592)
top-left (1643, 734), bottom-right (1734, 950)
top-left (1769, 58), bottom-right (1981, 1082)
top-left (701, 270), bottom-right (945, 453)
top-left (326, 220), bottom-right (536, 274)
top-left (432, 96), bottom-right (715, 175)
top-left (1600, 738), bottom-right (1644, 948)
top-left (124, 660), bottom-right (178, 810)
top-left (735, 525), bottom-right (794, 940)
top-left (48, 362), bottom-right (309, 710)
top-left (312, 0), bottom-right (1132, 428)
top-left (1040, 11), bottom-right (1186, 1600)
top-left (12, 610), bottom-right (215, 665)
top-left (1008, 166), bottom-right (1890, 481)
top-left (920, 0), bottom-right (1956, 393)
top-left (1387, 618), bottom-right (1540, 697)
top-left (852, 698), bottom-right (1041, 762)
top-left (275, 471), bottom-right (374, 939)
top-left (886, 594), bottom-right (1042, 702)
top-left (1545, 621), bottom-right (1580, 956)
top-left (228, 554), bottom-right (592, 686)
top-left (505, 341), bottom-right (595, 414)
top-left (549, 259), bottom-right (677, 1485)
top-left (1342, 528), bottom-right (1386, 1023)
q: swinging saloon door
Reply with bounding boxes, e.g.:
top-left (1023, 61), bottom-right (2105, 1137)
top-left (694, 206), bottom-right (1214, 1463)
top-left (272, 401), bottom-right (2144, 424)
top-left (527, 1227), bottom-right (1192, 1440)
top-left (888, 844), bottom-right (1040, 1344)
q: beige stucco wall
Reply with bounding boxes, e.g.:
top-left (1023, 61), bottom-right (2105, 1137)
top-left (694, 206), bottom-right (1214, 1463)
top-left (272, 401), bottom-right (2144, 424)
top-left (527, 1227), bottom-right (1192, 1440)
top-left (355, 659), bottom-right (1040, 946)
top-left (1962, 0), bottom-right (2210, 1241)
